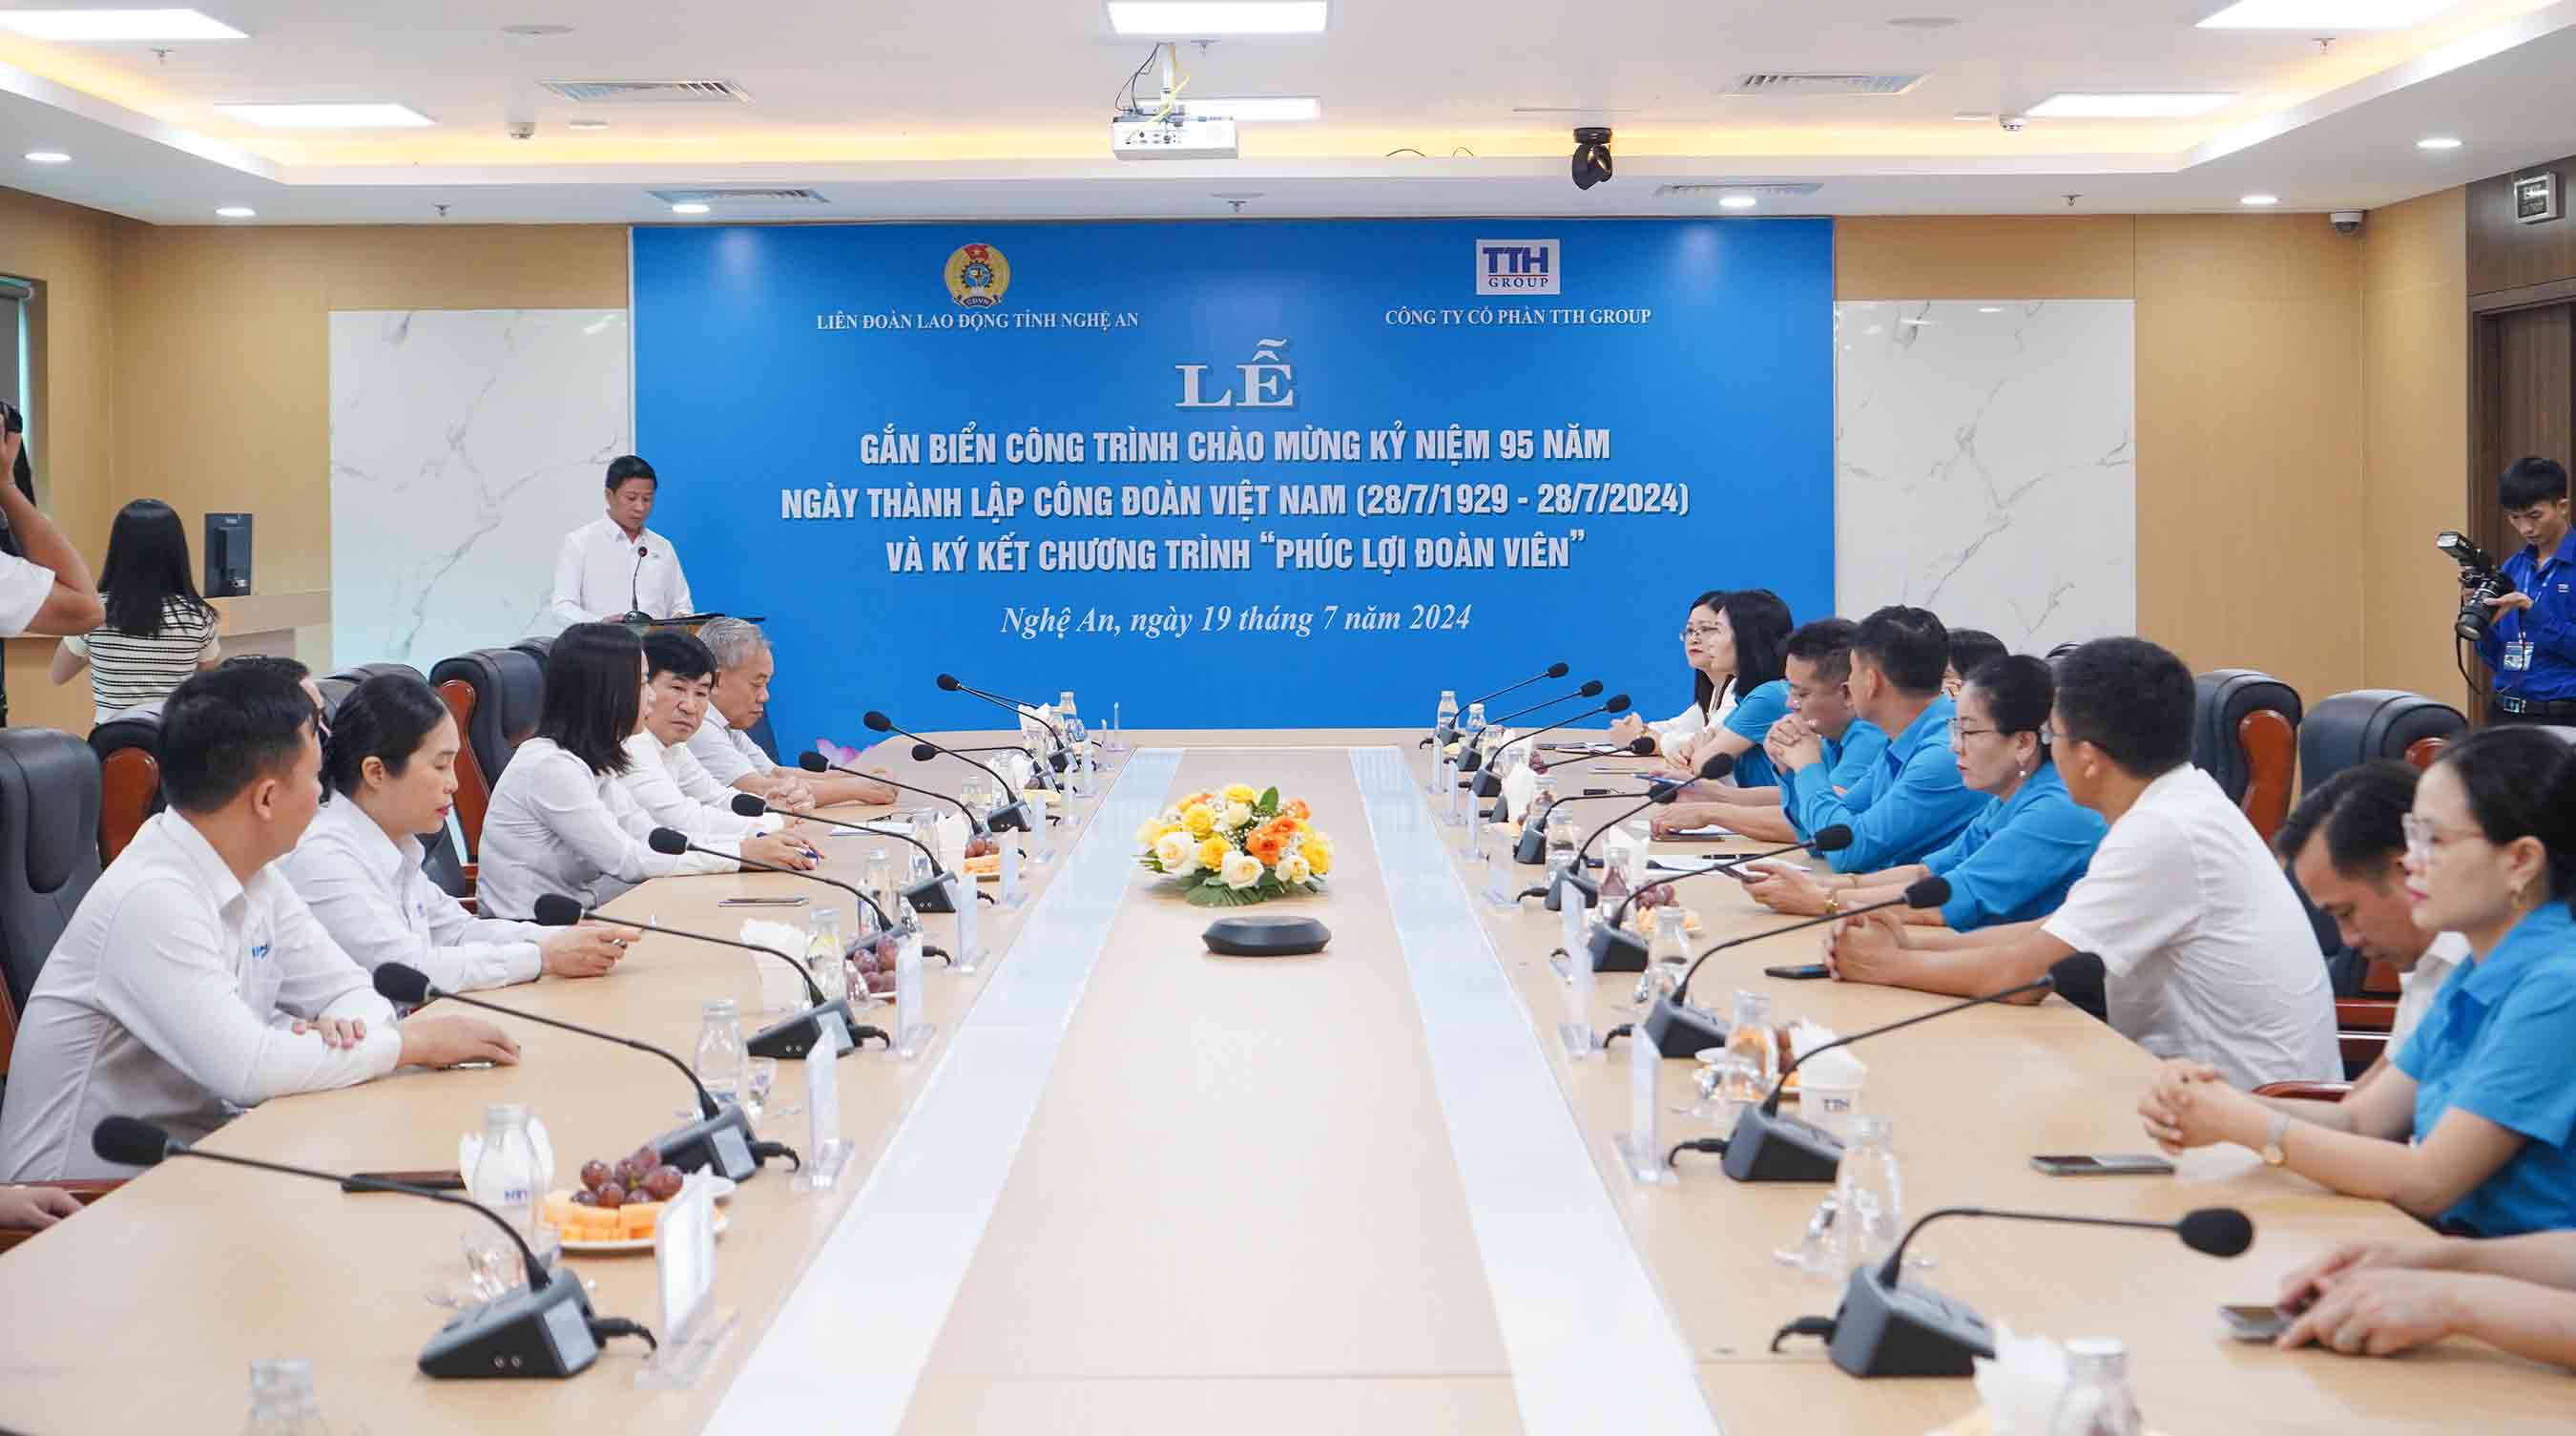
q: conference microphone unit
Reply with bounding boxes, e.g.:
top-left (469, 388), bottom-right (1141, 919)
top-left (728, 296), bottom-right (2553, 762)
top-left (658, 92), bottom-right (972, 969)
top-left (1509, 737), bottom-right (1659, 863)
top-left (800, 750), bottom-right (989, 839)
top-left (862, 711), bottom-right (1036, 833)
top-left (1459, 682), bottom-right (1604, 777)
top-left (93, 1116), bottom-right (654, 1379)
top-left (1528, 734), bottom-right (1659, 773)
top-left (528, 894), bottom-right (883, 1061)
top-left (1776, 1204), bottom-right (2254, 1378)
top-left (1552, 751), bottom-right (1730, 908)
top-left (934, 673), bottom-right (1072, 771)
top-left (936, 741), bottom-right (1070, 776)
top-left (731, 793), bottom-right (957, 914)
top-left (1468, 689), bottom-right (1623, 790)
top-left (1637, 875), bottom-right (1951, 1062)
top-left (1676, 968), bottom-right (2049, 1183)
top-left (645, 826), bottom-right (892, 934)
top-left (371, 963), bottom-right (773, 1182)
top-left (1585, 825), bottom-right (1856, 973)
top-left (1462, 660), bottom-right (1570, 713)
top-left (1513, 766), bottom-right (1719, 883)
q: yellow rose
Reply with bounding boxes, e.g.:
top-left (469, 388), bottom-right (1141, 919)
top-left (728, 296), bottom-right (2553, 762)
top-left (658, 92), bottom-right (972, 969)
top-left (1134, 819), bottom-right (1165, 847)
top-left (1278, 853), bottom-right (1313, 885)
top-left (1222, 782), bottom-right (1259, 803)
top-left (1182, 803), bottom-right (1216, 838)
top-left (1195, 835), bottom-right (1232, 871)
top-left (1153, 831), bottom-right (1197, 872)
top-left (1306, 836), bottom-right (1335, 876)
top-left (1220, 850), bottom-right (1264, 889)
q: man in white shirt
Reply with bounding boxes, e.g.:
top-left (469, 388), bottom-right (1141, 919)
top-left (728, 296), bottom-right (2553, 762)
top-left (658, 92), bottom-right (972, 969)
top-left (1825, 637), bottom-right (2339, 1090)
top-left (628, 631), bottom-right (784, 840)
top-left (0, 664), bottom-right (518, 1180)
top-left (687, 617), bottom-right (897, 809)
top-left (549, 454), bottom-right (694, 626)
top-left (0, 416), bottom-right (104, 638)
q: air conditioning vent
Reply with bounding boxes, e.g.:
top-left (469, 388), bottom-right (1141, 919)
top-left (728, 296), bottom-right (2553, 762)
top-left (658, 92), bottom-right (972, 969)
top-left (1725, 72), bottom-right (1924, 96)
top-left (1655, 182), bottom-right (1823, 198)
top-left (541, 79), bottom-right (753, 104)
top-left (648, 188), bottom-right (830, 206)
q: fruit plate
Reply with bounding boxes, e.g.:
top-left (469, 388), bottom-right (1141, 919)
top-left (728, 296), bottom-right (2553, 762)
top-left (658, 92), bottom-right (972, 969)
top-left (561, 1209), bottom-right (730, 1255)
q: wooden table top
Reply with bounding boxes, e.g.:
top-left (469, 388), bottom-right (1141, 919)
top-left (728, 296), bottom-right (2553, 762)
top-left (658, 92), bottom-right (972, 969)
top-left (0, 730), bottom-right (2558, 1435)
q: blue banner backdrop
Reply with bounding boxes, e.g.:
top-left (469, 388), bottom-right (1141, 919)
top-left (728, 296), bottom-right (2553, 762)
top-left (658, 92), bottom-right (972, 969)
top-left (633, 218), bottom-right (1832, 747)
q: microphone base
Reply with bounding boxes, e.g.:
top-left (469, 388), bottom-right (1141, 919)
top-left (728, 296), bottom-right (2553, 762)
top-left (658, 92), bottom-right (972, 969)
top-left (748, 1001), bottom-right (860, 1061)
top-left (905, 873), bottom-right (957, 914)
top-left (1472, 770), bottom-right (1502, 799)
top-left (419, 1271), bottom-right (600, 1379)
top-left (1824, 1267), bottom-right (1996, 1378)
top-left (1514, 822), bottom-right (1549, 866)
top-left (653, 1104), bottom-right (759, 1182)
top-left (1719, 1102), bottom-right (1846, 1183)
top-left (1640, 994), bottom-right (1727, 1058)
top-left (1586, 920), bottom-right (1650, 973)
top-left (987, 801), bottom-right (1036, 834)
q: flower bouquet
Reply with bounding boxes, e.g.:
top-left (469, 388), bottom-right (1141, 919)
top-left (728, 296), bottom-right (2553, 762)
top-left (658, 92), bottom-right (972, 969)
top-left (1136, 782), bottom-right (1333, 906)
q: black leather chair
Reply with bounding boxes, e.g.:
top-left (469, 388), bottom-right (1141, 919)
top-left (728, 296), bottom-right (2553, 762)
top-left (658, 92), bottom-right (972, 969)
top-left (86, 701), bottom-right (169, 865)
top-left (510, 636), bottom-right (554, 669)
top-left (2192, 669), bottom-right (2302, 846)
top-left (427, 647), bottom-right (545, 792)
top-left (315, 663), bottom-right (469, 901)
top-left (2297, 690), bottom-right (2465, 795)
top-left (0, 729), bottom-right (103, 1035)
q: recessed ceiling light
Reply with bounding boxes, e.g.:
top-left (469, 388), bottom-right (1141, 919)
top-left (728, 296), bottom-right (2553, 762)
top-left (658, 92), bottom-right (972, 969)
top-left (23, 151), bottom-right (71, 164)
top-left (500, 22), bottom-right (573, 36)
top-left (1176, 95), bottom-right (1321, 121)
top-left (1717, 193), bottom-right (1757, 209)
top-left (1950, 111), bottom-right (1993, 121)
top-left (1887, 15), bottom-right (1960, 27)
top-left (0, 9), bottom-right (245, 40)
top-left (2026, 92), bottom-right (2234, 118)
top-left (1978, 305), bottom-right (2003, 313)
top-left (2417, 135), bottom-right (2462, 150)
top-left (566, 118), bottom-right (610, 131)
top-left (1899, 317), bottom-right (1936, 326)
top-left (669, 201), bottom-right (711, 215)
top-left (2240, 193), bottom-right (2280, 206)
top-left (217, 103), bottom-right (433, 129)
top-left (2196, 1), bottom-right (2453, 29)
top-left (214, 205), bottom-right (255, 219)
top-left (1106, 3), bottom-right (1329, 36)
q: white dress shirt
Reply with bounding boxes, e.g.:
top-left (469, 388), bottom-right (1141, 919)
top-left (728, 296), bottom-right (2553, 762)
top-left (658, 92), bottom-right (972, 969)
top-left (550, 516), bottom-right (693, 627)
top-left (2043, 764), bottom-right (2340, 1089)
top-left (616, 732), bottom-right (771, 841)
top-left (280, 797), bottom-right (549, 992)
top-left (0, 549), bottom-right (55, 636)
top-left (2391, 931), bottom-right (2471, 1054)
top-left (1650, 683), bottom-right (1737, 747)
top-left (686, 709), bottom-right (779, 788)
top-left (476, 738), bottom-right (738, 920)
top-left (0, 811), bottom-right (401, 1180)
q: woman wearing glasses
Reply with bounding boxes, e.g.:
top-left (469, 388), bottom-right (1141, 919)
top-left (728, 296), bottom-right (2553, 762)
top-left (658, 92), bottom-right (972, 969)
top-left (1610, 590), bottom-right (1741, 752)
top-left (2136, 725), bottom-right (2576, 1238)
top-left (1745, 655), bottom-right (2104, 929)
top-left (1612, 589), bottom-right (1796, 784)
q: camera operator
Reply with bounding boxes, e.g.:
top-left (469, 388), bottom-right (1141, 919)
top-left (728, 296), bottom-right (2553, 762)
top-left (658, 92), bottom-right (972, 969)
top-left (2478, 456), bottom-right (2576, 725)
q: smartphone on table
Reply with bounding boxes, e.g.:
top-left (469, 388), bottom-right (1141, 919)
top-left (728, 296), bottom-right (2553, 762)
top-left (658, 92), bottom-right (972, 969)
top-left (2029, 1154), bottom-right (2176, 1176)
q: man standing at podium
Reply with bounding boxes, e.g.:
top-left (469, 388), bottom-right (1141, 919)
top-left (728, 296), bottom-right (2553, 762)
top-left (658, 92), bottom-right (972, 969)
top-left (550, 454), bottom-right (694, 626)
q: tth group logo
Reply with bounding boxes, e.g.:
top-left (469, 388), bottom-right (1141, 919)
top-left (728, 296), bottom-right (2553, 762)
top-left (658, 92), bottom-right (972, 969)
top-left (1474, 238), bottom-right (1560, 295)
top-left (945, 242), bottom-right (1012, 308)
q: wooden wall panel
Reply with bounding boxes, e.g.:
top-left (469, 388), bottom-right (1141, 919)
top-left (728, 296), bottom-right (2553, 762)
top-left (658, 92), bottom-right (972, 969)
top-left (1835, 216), bottom-right (2137, 300)
top-left (2467, 153), bottom-right (2576, 300)
top-left (2359, 187), bottom-right (2473, 705)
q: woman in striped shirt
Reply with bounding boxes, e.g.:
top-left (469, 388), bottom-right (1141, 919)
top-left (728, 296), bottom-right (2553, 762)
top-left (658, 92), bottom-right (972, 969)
top-left (50, 499), bottom-right (220, 724)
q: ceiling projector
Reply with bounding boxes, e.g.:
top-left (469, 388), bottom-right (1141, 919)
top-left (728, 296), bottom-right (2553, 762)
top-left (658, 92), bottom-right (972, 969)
top-left (1111, 113), bottom-right (1239, 160)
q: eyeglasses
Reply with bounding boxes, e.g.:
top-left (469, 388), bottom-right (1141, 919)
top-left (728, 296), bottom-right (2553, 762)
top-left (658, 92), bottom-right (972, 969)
top-left (2401, 814), bottom-right (2484, 861)
top-left (1678, 624), bottom-right (1723, 641)
top-left (1947, 721), bottom-right (2002, 744)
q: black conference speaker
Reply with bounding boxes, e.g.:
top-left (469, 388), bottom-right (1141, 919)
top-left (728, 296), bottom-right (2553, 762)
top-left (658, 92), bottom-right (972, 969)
top-left (205, 511), bottom-right (253, 595)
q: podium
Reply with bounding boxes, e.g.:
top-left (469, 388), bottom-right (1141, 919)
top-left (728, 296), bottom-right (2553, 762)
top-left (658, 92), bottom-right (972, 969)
top-left (620, 613), bottom-right (764, 638)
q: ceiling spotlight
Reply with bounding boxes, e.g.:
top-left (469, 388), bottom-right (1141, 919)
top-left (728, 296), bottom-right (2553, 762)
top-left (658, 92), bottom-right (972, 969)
top-left (1717, 192), bottom-right (1757, 210)
top-left (24, 151), bottom-right (72, 163)
top-left (1570, 126), bottom-right (1612, 191)
top-left (2240, 193), bottom-right (2280, 206)
top-left (214, 205), bottom-right (255, 219)
top-left (2417, 135), bottom-right (2462, 150)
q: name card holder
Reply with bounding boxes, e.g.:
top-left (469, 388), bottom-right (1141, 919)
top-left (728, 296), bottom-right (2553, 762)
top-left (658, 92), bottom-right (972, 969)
top-left (795, 1033), bottom-right (853, 1192)
top-left (634, 1182), bottom-right (736, 1388)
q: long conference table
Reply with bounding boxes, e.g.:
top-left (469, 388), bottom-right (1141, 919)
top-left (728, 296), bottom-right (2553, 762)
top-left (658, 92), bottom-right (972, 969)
top-left (1, 731), bottom-right (2566, 1434)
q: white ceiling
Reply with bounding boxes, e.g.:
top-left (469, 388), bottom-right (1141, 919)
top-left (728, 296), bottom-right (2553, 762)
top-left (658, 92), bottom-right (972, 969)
top-left (2, 0), bottom-right (2575, 224)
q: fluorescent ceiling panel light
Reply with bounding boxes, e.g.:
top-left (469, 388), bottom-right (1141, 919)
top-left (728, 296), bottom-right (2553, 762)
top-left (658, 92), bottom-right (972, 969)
top-left (1716, 194), bottom-right (1757, 209)
top-left (2025, 92), bottom-right (2233, 118)
top-left (217, 103), bottom-right (433, 129)
top-left (24, 151), bottom-right (71, 163)
top-left (1107, 3), bottom-right (1328, 35)
top-left (1178, 95), bottom-right (1320, 121)
top-left (2417, 135), bottom-right (2462, 149)
top-left (669, 202), bottom-right (711, 215)
top-left (2196, 1), bottom-right (2452, 29)
top-left (0, 8), bottom-right (244, 40)
top-left (2240, 193), bottom-right (2279, 205)
top-left (214, 205), bottom-right (255, 218)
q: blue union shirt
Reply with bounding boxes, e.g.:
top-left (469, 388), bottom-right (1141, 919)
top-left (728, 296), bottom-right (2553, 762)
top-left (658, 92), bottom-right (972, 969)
top-left (1914, 760), bottom-right (2106, 930)
top-left (1787, 695), bottom-right (1985, 873)
top-left (2393, 902), bottom-right (2576, 1238)
top-left (2478, 530), bottom-right (2576, 702)
top-left (1781, 719), bottom-right (1890, 841)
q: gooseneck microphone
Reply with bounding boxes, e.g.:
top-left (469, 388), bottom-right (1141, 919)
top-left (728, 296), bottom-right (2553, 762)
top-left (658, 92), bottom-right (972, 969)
top-left (529, 894), bottom-right (883, 1060)
top-left (1463, 661), bottom-right (1571, 712)
top-left (801, 750), bottom-right (987, 836)
top-left (862, 712), bottom-right (1034, 833)
top-left (1529, 734), bottom-right (1660, 772)
top-left (1586, 825), bottom-right (1856, 972)
top-left (1555, 750), bottom-right (1730, 905)
top-left (1774, 1203), bottom-right (2254, 1378)
top-left (1636, 875), bottom-right (1952, 1060)
top-left (1469, 692), bottom-right (1631, 790)
top-left (1459, 683), bottom-right (1607, 777)
top-left (93, 1116), bottom-right (654, 1379)
top-left (627, 544), bottom-right (649, 618)
top-left (645, 826), bottom-right (891, 932)
top-left (1679, 970), bottom-right (2051, 1182)
top-left (732, 793), bottom-right (957, 914)
top-left (935, 673), bottom-right (1070, 761)
top-left (372, 962), bottom-right (772, 1181)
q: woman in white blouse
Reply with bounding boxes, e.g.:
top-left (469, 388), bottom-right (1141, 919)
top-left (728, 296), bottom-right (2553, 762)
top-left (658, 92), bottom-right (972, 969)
top-left (1610, 589), bottom-right (1740, 753)
top-left (477, 623), bottom-right (818, 920)
top-left (282, 673), bottom-right (629, 989)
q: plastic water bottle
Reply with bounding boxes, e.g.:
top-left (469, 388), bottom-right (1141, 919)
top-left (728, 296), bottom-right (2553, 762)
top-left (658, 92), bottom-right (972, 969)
top-left (1832, 1116), bottom-right (1904, 1276)
top-left (2049, 1338), bottom-right (2145, 1436)
top-left (466, 1104), bottom-right (539, 1293)
top-left (694, 998), bottom-right (748, 1108)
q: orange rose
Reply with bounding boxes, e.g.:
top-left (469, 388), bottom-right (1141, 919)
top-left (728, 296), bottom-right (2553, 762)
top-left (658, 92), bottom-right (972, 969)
top-left (1248, 834), bottom-right (1286, 864)
top-left (1284, 800), bottom-right (1312, 822)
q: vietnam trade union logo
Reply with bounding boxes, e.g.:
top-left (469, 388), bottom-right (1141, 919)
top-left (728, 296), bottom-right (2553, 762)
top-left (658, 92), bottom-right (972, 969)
top-left (944, 242), bottom-right (1012, 308)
